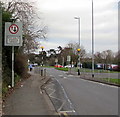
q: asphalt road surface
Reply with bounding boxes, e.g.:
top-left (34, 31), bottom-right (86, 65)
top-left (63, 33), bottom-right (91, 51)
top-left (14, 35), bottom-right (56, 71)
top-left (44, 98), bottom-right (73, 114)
top-left (46, 68), bottom-right (118, 115)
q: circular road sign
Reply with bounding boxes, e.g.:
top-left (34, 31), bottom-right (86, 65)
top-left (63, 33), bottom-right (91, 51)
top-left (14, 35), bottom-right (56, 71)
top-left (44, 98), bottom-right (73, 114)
top-left (9, 24), bottom-right (19, 34)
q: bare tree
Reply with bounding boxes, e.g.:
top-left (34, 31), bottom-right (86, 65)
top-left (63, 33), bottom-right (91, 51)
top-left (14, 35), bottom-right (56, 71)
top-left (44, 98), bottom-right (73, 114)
top-left (3, 0), bottom-right (47, 53)
top-left (94, 52), bottom-right (103, 63)
top-left (66, 42), bottom-right (86, 60)
top-left (101, 50), bottom-right (114, 64)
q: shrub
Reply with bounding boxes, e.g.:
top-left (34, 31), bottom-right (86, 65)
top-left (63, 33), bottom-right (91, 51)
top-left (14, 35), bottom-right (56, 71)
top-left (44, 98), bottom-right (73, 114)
top-left (14, 53), bottom-right (28, 78)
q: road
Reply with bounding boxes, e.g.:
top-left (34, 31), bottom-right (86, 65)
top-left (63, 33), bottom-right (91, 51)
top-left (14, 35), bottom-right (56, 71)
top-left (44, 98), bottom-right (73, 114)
top-left (70, 68), bottom-right (119, 79)
top-left (45, 68), bottom-right (118, 115)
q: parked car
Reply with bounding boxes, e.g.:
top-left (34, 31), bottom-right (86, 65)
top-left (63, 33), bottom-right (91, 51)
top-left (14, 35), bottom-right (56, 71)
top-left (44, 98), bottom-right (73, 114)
top-left (64, 64), bottom-right (74, 68)
top-left (54, 64), bottom-right (63, 68)
top-left (108, 64), bottom-right (119, 71)
top-left (96, 63), bottom-right (104, 69)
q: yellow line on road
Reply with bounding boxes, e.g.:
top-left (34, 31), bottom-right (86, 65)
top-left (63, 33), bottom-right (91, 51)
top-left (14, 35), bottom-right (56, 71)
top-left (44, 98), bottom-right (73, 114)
top-left (59, 112), bottom-right (69, 117)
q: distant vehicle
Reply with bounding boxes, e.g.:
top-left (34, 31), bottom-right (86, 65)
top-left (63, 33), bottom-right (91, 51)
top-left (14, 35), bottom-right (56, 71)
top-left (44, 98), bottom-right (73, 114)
top-left (33, 63), bottom-right (38, 66)
top-left (54, 64), bottom-right (63, 68)
top-left (108, 64), bottom-right (119, 71)
top-left (64, 64), bottom-right (74, 68)
top-left (96, 63), bottom-right (104, 69)
top-left (96, 63), bottom-right (120, 71)
top-left (28, 63), bottom-right (38, 67)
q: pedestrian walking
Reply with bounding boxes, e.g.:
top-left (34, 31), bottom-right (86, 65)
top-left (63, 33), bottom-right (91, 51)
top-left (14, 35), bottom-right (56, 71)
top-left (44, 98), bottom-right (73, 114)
top-left (29, 64), bottom-right (33, 71)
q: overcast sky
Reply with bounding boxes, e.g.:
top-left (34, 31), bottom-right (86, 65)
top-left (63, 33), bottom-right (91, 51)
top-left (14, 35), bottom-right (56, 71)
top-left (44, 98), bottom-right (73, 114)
top-left (33, 0), bottom-right (118, 53)
top-left (4, 0), bottom-right (119, 53)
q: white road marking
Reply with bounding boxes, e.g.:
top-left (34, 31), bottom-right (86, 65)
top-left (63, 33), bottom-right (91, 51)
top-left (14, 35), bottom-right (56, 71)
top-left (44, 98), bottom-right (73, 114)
top-left (55, 78), bottom-right (76, 111)
top-left (59, 75), bottom-right (63, 77)
top-left (46, 83), bottom-right (54, 87)
top-left (39, 85), bottom-right (43, 94)
top-left (46, 75), bottom-right (77, 114)
top-left (58, 100), bottom-right (66, 111)
top-left (68, 75), bottom-right (73, 77)
top-left (50, 95), bottom-right (64, 101)
top-left (60, 110), bottom-right (76, 113)
top-left (49, 89), bottom-right (56, 96)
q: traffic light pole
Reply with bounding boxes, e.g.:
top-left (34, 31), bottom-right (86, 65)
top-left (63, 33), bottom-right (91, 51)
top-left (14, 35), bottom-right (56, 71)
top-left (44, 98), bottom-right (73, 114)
top-left (77, 18), bottom-right (80, 75)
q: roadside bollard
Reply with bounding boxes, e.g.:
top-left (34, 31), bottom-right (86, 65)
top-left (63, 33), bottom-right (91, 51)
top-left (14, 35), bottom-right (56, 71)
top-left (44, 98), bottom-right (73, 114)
top-left (78, 69), bottom-right (80, 75)
top-left (39, 67), bottom-right (40, 74)
top-left (44, 69), bottom-right (46, 78)
top-left (41, 69), bottom-right (43, 76)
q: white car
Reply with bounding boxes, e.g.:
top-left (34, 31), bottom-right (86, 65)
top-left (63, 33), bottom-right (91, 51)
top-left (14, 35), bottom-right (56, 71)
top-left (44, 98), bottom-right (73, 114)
top-left (64, 64), bottom-right (74, 68)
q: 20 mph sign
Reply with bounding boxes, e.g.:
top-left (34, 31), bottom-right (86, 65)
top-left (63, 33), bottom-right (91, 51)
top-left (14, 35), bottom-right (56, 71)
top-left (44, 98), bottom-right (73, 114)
top-left (5, 22), bottom-right (22, 46)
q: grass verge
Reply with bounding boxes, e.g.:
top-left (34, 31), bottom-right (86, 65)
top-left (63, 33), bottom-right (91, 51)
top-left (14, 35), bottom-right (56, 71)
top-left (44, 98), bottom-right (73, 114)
top-left (100, 78), bottom-right (120, 85)
top-left (55, 67), bottom-right (68, 71)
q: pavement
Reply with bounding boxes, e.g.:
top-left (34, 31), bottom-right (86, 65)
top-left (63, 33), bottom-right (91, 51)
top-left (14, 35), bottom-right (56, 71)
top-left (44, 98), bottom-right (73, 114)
top-left (2, 69), bottom-right (57, 115)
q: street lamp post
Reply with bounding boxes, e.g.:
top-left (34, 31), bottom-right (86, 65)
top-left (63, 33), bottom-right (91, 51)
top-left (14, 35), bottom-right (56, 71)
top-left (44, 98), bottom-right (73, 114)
top-left (74, 17), bottom-right (80, 75)
top-left (41, 46), bottom-right (44, 66)
top-left (92, 0), bottom-right (94, 77)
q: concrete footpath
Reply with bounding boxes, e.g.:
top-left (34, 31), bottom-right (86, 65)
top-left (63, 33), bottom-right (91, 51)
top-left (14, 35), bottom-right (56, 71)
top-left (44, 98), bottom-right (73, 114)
top-left (2, 70), bottom-right (57, 115)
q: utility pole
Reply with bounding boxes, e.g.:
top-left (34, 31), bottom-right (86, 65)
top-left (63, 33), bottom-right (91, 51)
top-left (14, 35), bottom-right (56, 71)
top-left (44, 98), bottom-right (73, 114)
top-left (92, 0), bottom-right (95, 77)
top-left (0, 2), bottom-right (2, 106)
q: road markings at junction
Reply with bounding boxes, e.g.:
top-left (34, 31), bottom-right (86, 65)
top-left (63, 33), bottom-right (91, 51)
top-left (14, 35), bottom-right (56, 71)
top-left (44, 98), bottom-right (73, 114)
top-left (59, 75), bottom-right (63, 77)
top-left (57, 100), bottom-right (66, 111)
top-left (60, 110), bottom-right (75, 113)
top-left (68, 75), bottom-right (73, 77)
top-left (63, 77), bottom-right (67, 79)
top-left (45, 76), bottom-right (77, 115)
top-left (55, 78), bottom-right (77, 114)
top-left (49, 88), bottom-right (56, 97)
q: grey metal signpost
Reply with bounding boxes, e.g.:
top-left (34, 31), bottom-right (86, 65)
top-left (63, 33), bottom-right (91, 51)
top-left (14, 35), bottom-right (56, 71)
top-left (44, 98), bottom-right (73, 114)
top-left (5, 22), bottom-right (22, 87)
